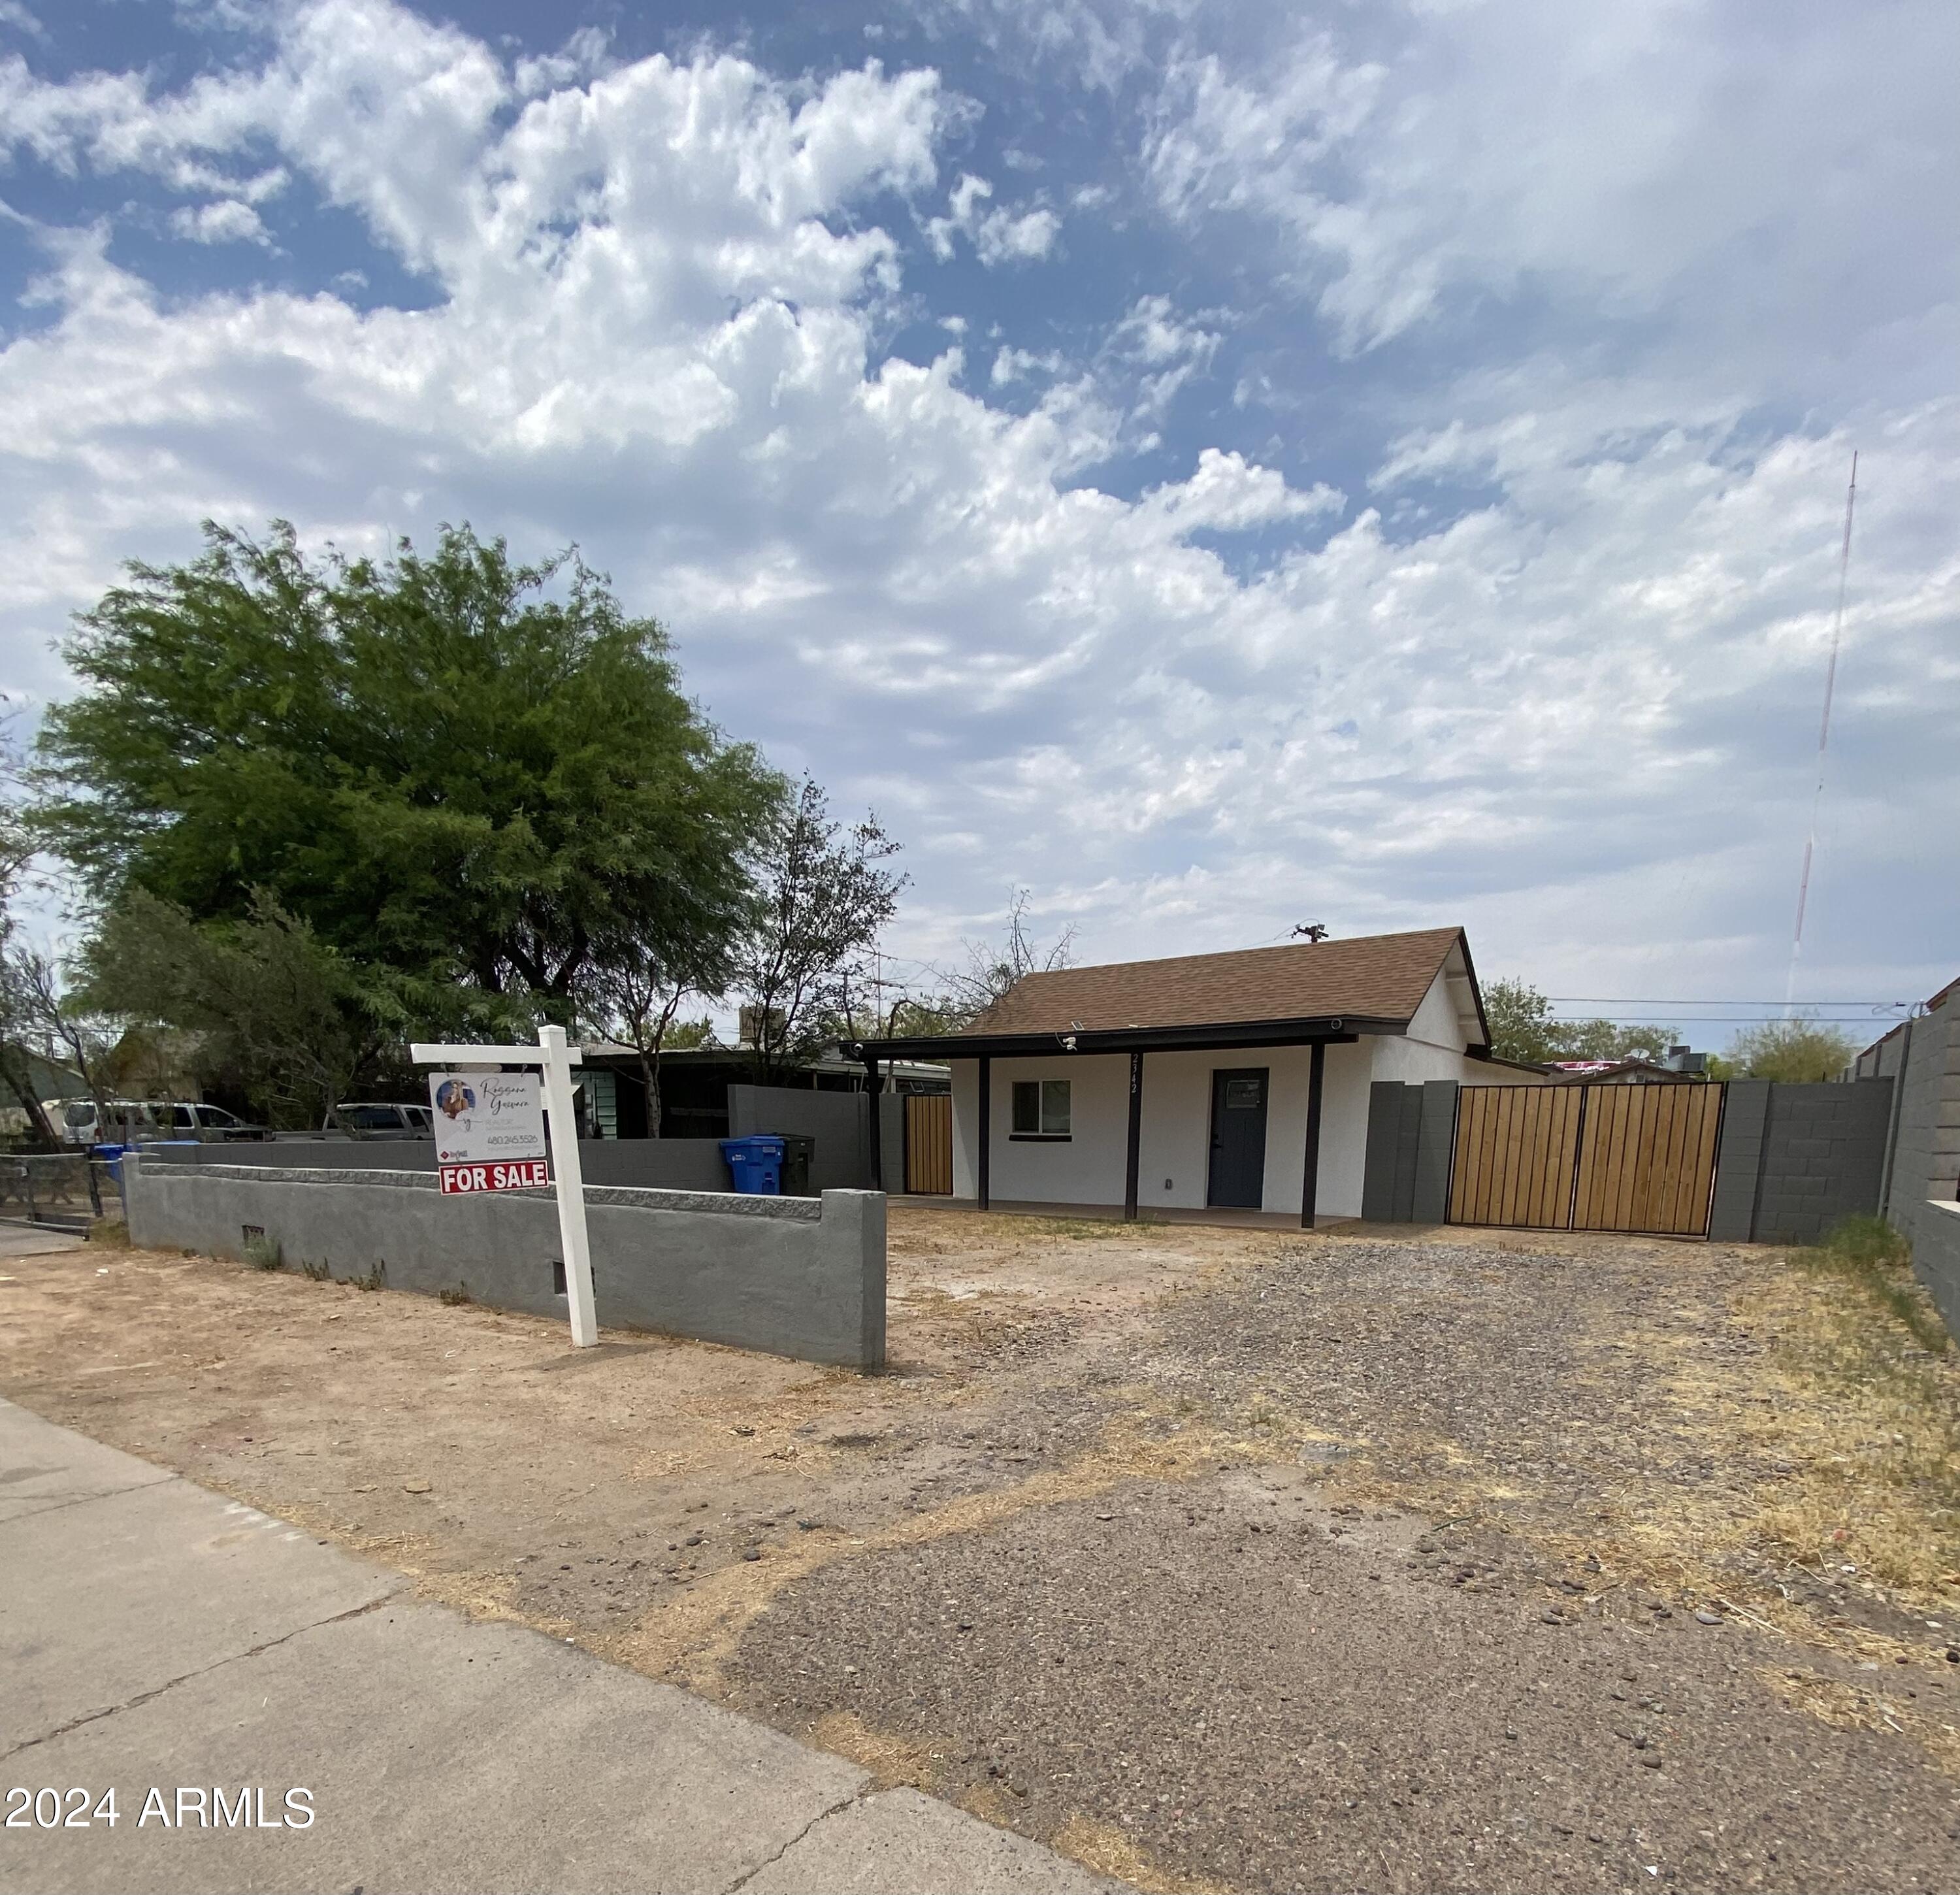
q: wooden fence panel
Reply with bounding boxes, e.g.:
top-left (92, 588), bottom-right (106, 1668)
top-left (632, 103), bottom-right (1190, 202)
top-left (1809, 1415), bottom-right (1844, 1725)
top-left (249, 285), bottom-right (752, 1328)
top-left (1571, 1083), bottom-right (1724, 1236)
top-left (1446, 1081), bottom-right (1725, 1236)
top-left (904, 1093), bottom-right (953, 1196)
top-left (1447, 1085), bottom-right (1584, 1229)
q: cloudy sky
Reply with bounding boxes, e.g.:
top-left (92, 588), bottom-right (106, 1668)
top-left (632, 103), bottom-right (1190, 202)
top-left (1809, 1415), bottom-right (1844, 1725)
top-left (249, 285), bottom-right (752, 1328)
top-left (1, 0), bottom-right (1954, 1040)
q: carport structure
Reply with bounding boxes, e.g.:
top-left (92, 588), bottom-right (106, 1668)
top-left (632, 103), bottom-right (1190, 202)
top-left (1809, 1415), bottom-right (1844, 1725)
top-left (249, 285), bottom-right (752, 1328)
top-left (849, 928), bottom-right (1526, 1227)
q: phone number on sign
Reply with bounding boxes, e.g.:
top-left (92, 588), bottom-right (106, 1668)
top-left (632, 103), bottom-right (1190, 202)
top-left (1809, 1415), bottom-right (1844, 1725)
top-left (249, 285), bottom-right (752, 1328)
top-left (5, 1787), bottom-right (314, 1830)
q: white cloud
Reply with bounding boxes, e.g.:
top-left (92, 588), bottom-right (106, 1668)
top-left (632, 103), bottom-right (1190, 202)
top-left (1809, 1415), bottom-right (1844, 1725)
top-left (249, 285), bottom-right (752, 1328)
top-left (167, 198), bottom-right (271, 246)
top-left (0, 0), bottom-right (1953, 1008)
top-left (0, 2), bottom-right (48, 42)
top-left (990, 344), bottom-right (1062, 386)
top-left (924, 171), bottom-right (1060, 266)
top-left (1144, 3), bottom-right (1957, 380)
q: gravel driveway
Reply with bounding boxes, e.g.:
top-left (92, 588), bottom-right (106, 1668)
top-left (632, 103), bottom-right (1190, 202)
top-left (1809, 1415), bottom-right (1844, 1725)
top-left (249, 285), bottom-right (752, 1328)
top-left (5, 1213), bottom-right (1957, 1891)
top-left (725, 1232), bottom-right (1960, 1892)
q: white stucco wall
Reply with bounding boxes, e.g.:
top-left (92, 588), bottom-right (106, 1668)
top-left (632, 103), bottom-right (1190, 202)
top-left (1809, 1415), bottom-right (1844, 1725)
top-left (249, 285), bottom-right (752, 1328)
top-left (940, 964), bottom-right (1523, 1219)
top-left (948, 1037), bottom-right (1377, 1218)
top-left (1367, 968), bottom-right (1536, 1088)
top-left (949, 1053), bottom-right (1132, 1206)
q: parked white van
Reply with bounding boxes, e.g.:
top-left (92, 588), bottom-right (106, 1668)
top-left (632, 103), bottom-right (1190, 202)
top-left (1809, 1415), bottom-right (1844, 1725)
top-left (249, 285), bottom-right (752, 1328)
top-left (48, 1100), bottom-right (268, 1145)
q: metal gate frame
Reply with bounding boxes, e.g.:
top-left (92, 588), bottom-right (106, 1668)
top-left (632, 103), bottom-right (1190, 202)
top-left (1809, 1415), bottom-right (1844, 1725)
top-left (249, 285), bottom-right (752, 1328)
top-left (1446, 1081), bottom-right (1727, 1238)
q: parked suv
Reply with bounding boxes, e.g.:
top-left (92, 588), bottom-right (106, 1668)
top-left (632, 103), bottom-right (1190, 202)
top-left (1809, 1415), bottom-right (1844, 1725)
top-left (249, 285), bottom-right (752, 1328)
top-left (327, 1102), bottom-right (434, 1138)
top-left (51, 1099), bottom-right (270, 1145)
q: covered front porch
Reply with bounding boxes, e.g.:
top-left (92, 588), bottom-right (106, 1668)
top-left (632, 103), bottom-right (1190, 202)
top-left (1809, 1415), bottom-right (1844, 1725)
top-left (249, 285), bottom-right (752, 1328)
top-left (852, 1012), bottom-right (1394, 1227)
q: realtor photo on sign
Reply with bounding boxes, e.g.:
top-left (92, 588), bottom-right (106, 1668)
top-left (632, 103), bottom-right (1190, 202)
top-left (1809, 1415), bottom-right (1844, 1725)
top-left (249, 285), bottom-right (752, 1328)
top-left (428, 1071), bottom-right (550, 1193)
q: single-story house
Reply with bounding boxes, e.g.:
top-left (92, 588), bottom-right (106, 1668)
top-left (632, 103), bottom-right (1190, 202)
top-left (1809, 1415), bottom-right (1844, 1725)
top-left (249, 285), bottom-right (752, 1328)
top-left (848, 926), bottom-right (1537, 1224)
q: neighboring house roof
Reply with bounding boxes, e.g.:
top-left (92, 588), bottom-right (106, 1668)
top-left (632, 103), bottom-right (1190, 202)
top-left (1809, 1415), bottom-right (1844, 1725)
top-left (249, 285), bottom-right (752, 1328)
top-left (852, 927), bottom-right (1486, 1059)
top-left (1543, 1059), bottom-right (1701, 1085)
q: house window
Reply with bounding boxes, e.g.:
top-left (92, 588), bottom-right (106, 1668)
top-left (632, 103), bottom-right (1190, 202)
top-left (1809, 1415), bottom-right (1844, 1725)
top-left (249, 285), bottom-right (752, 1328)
top-left (1010, 1079), bottom-right (1071, 1140)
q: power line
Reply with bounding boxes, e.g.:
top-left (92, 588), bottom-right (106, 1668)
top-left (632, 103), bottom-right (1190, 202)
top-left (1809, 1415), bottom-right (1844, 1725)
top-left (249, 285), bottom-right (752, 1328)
top-left (1537, 999), bottom-right (1905, 1019)
top-left (1544, 1015), bottom-right (1887, 1026)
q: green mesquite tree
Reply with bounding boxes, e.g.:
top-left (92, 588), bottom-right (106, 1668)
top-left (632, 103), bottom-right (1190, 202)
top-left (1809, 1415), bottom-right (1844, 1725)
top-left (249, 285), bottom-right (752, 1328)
top-left (34, 521), bottom-right (784, 1038)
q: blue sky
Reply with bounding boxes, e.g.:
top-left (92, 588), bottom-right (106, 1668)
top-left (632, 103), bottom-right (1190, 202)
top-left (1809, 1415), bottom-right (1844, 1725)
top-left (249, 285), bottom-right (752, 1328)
top-left (1, 0), bottom-right (1955, 1040)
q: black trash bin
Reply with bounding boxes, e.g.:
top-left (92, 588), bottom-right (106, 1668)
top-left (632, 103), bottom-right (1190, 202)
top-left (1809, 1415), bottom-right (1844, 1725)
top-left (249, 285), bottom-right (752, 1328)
top-left (778, 1134), bottom-right (816, 1197)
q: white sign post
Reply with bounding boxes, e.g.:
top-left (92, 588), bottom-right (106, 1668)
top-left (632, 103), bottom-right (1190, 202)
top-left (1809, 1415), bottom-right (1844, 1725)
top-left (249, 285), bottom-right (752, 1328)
top-left (410, 1024), bottom-right (597, 1348)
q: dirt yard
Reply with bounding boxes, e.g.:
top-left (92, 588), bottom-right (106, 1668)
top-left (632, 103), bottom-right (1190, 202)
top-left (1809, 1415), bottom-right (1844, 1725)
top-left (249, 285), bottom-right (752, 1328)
top-left (4, 1208), bottom-right (1959, 1892)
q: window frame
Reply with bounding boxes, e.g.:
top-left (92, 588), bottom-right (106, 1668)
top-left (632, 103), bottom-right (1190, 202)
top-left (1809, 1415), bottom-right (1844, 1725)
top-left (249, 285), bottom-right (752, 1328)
top-left (1008, 1078), bottom-right (1072, 1141)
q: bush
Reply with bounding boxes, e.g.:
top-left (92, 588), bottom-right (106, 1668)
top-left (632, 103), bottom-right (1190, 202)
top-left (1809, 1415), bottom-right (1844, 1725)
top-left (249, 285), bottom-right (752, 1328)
top-left (242, 1230), bottom-right (284, 1272)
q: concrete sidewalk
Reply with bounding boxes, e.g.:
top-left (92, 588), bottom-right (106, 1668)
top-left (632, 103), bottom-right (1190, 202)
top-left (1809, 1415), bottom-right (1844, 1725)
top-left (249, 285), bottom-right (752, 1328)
top-left (0, 1397), bottom-right (1124, 1895)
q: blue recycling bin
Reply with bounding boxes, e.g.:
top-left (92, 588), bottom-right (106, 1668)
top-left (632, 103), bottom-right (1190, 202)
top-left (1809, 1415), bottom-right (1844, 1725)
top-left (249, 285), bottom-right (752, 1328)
top-left (90, 1142), bottom-right (127, 1183)
top-left (720, 1135), bottom-right (785, 1195)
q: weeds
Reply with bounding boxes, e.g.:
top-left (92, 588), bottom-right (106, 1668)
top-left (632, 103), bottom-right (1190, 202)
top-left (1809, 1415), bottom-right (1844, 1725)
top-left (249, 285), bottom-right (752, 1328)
top-left (300, 1258), bottom-right (331, 1282)
top-left (440, 1281), bottom-right (473, 1306)
top-left (1795, 1216), bottom-right (1950, 1357)
top-left (352, 1259), bottom-right (387, 1293)
top-left (242, 1231), bottom-right (284, 1272)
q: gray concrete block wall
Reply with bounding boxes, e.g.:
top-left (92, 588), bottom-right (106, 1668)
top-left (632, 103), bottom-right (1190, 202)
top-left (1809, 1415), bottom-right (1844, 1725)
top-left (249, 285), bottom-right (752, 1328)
top-left (1412, 1081), bottom-right (1458, 1225)
top-left (1360, 1083), bottom-right (1405, 1221)
top-left (1364, 1073), bottom-right (1891, 1245)
top-left (1361, 1081), bottom-right (1454, 1224)
top-left (728, 1085), bottom-right (873, 1192)
top-left (1748, 1079), bottom-right (1893, 1245)
top-left (878, 1102), bottom-right (905, 1196)
top-left (1708, 1080), bottom-right (1769, 1242)
top-left (139, 1137), bottom-right (734, 1192)
top-left (124, 1159), bottom-right (886, 1370)
top-left (1886, 996), bottom-right (1960, 1245)
top-left (1914, 1200), bottom-right (1960, 1340)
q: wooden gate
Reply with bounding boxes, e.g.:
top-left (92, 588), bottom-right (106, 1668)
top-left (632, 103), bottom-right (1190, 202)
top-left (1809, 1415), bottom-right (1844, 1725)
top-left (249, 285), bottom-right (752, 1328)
top-left (1448, 1083), bottom-right (1725, 1236)
top-left (1447, 1086), bottom-right (1586, 1230)
top-left (1570, 1083), bottom-right (1725, 1236)
top-left (904, 1093), bottom-right (953, 1196)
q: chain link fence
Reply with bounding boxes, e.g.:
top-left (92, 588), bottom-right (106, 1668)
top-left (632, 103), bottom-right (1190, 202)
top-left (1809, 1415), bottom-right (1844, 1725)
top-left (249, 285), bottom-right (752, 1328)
top-left (0, 1153), bottom-right (123, 1233)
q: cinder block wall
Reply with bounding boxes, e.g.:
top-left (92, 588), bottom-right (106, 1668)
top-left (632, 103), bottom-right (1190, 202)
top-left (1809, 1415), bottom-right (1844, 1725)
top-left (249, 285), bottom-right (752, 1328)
top-left (1744, 1080), bottom-right (1894, 1245)
top-left (1916, 1201), bottom-right (1960, 1337)
top-left (1362, 1081), bottom-right (1457, 1224)
top-left (727, 1085), bottom-right (873, 1192)
top-left (125, 1159), bottom-right (886, 1370)
top-left (139, 1137), bottom-right (734, 1191)
top-left (1707, 1082), bottom-right (1769, 1242)
top-left (1873, 995), bottom-right (1960, 1336)
top-left (1886, 997), bottom-right (1960, 1239)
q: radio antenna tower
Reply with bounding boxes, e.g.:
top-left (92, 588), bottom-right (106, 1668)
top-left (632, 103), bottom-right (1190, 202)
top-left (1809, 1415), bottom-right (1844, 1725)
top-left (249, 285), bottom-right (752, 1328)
top-left (1785, 452), bottom-right (1857, 1013)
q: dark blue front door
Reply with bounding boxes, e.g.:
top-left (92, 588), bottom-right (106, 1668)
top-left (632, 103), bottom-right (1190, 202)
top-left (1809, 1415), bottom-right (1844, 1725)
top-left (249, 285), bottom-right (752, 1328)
top-left (1207, 1068), bottom-right (1269, 1209)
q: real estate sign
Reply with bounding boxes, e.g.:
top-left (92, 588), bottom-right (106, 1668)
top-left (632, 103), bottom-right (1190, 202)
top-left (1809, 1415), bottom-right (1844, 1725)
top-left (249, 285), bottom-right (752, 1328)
top-left (429, 1071), bottom-right (550, 1195)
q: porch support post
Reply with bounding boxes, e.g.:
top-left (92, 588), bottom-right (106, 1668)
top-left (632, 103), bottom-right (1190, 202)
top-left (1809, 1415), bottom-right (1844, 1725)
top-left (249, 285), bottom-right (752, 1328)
top-left (863, 1051), bottom-right (883, 1191)
top-left (1301, 1040), bottom-right (1327, 1229)
top-left (977, 1055), bottom-right (992, 1211)
top-left (1124, 1050), bottom-right (1144, 1221)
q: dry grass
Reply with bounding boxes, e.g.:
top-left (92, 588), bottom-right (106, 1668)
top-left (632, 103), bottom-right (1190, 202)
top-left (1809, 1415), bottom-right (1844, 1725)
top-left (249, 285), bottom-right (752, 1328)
top-left (1212, 1236), bottom-right (1960, 1675)
top-left (809, 1708), bottom-right (952, 1789)
top-left (1051, 1814), bottom-right (1233, 1895)
top-left (1763, 1666), bottom-right (1960, 1775)
top-left (1740, 1272), bottom-right (1960, 1602)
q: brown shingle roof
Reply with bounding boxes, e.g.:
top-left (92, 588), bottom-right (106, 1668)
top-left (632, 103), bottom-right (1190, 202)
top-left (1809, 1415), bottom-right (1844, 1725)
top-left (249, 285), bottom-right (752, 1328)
top-left (966, 927), bottom-right (1471, 1038)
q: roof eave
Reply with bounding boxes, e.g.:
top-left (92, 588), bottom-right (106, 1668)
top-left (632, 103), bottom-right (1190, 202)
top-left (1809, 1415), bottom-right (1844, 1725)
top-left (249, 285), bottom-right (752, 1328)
top-left (846, 1013), bottom-right (1405, 1061)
